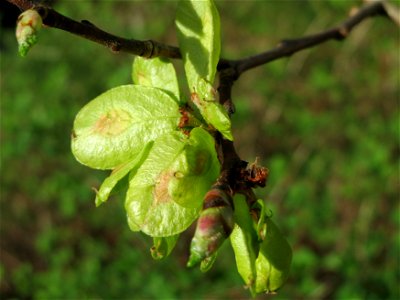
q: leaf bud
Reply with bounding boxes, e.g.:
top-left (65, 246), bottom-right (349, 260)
top-left (187, 185), bottom-right (234, 267)
top-left (16, 9), bottom-right (43, 57)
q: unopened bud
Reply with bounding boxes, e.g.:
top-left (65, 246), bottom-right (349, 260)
top-left (187, 185), bottom-right (234, 267)
top-left (16, 9), bottom-right (43, 57)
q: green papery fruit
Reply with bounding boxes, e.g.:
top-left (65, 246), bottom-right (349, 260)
top-left (71, 85), bottom-right (180, 170)
top-left (187, 187), bottom-right (234, 267)
top-left (126, 128), bottom-right (219, 237)
top-left (126, 132), bottom-right (198, 236)
top-left (168, 127), bottom-right (220, 209)
top-left (132, 56), bottom-right (181, 104)
top-left (95, 142), bottom-right (153, 206)
top-left (255, 218), bottom-right (292, 293)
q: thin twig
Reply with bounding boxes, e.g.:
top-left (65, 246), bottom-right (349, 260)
top-left (233, 1), bottom-right (389, 76)
top-left (7, 1), bottom-right (182, 58)
top-left (7, 0), bottom-right (392, 68)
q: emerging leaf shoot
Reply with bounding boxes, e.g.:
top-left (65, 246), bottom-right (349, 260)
top-left (187, 185), bottom-right (234, 267)
top-left (176, 0), bottom-right (220, 85)
top-left (176, 0), bottom-right (233, 140)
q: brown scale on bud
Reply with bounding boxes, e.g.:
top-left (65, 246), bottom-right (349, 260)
top-left (187, 184), bottom-right (234, 267)
top-left (241, 158), bottom-right (269, 188)
top-left (178, 107), bottom-right (190, 128)
top-left (178, 106), bottom-right (201, 135)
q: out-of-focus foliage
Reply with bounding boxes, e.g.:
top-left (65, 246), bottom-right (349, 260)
top-left (1, 1), bottom-right (398, 299)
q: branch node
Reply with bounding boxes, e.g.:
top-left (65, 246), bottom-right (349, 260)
top-left (110, 41), bottom-right (121, 53)
top-left (35, 5), bottom-right (48, 20)
top-left (240, 158), bottom-right (269, 188)
top-left (338, 27), bottom-right (349, 39)
top-left (223, 101), bottom-right (235, 115)
top-left (279, 39), bottom-right (296, 48)
top-left (218, 68), bottom-right (238, 116)
top-left (349, 6), bottom-right (360, 18)
top-left (143, 40), bottom-right (155, 58)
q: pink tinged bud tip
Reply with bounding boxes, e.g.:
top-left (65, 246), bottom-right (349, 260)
top-left (187, 187), bottom-right (235, 267)
top-left (16, 9), bottom-right (43, 57)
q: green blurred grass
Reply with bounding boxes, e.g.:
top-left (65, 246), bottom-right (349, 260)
top-left (1, 1), bottom-right (399, 299)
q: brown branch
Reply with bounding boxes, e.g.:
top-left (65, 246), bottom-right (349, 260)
top-left (7, 0), bottom-right (37, 10)
top-left (232, 1), bottom-right (390, 76)
top-left (214, 70), bottom-right (245, 193)
top-left (7, 0), bottom-right (182, 58)
top-left (212, 1), bottom-right (392, 196)
top-left (216, 72), bottom-right (268, 195)
top-left (7, 0), bottom-right (393, 67)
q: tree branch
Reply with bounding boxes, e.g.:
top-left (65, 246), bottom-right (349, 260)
top-left (7, 0), bottom-right (393, 67)
top-left (212, 1), bottom-right (392, 195)
top-left (231, 1), bottom-right (390, 76)
top-left (216, 72), bottom-right (268, 195)
top-left (7, 0), bottom-right (182, 58)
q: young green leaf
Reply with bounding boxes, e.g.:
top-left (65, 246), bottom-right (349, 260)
top-left (175, 0), bottom-right (221, 86)
top-left (151, 235), bottom-right (179, 260)
top-left (126, 132), bottom-right (201, 237)
top-left (191, 79), bottom-right (233, 141)
top-left (230, 195), bottom-right (259, 295)
top-left (255, 218), bottom-right (292, 294)
top-left (71, 85), bottom-right (181, 170)
top-left (94, 142), bottom-right (153, 207)
top-left (169, 127), bottom-right (220, 208)
top-left (127, 214), bottom-right (140, 232)
top-left (132, 56), bottom-right (181, 103)
top-left (176, 0), bottom-right (233, 140)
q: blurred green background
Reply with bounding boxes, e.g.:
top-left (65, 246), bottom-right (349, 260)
top-left (1, 1), bottom-right (399, 299)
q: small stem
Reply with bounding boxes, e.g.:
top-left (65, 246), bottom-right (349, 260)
top-left (7, 1), bottom-right (182, 58)
top-left (233, 1), bottom-right (389, 76)
top-left (218, 68), bottom-right (237, 116)
top-left (6, 0), bottom-right (393, 65)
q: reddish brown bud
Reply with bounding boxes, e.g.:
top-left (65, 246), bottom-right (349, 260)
top-left (241, 159), bottom-right (269, 188)
top-left (178, 106), bottom-right (201, 130)
top-left (187, 185), bottom-right (234, 267)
